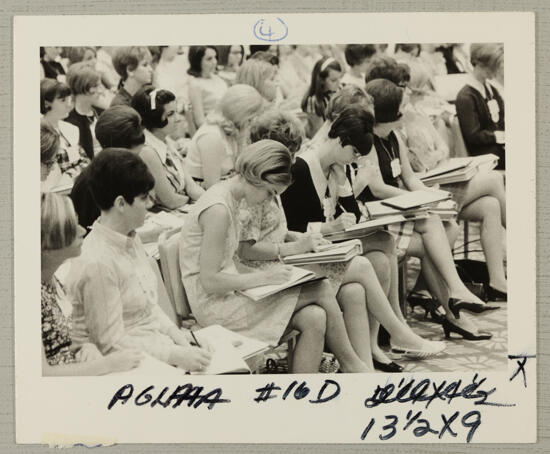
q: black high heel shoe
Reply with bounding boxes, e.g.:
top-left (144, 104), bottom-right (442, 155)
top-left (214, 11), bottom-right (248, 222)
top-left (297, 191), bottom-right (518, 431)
top-left (373, 358), bottom-right (404, 373)
top-left (440, 318), bottom-right (492, 341)
top-left (448, 298), bottom-right (500, 319)
top-left (485, 284), bottom-right (507, 302)
top-left (408, 294), bottom-right (439, 319)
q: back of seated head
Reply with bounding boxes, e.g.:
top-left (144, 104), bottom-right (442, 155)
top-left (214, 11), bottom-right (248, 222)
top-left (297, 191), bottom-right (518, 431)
top-left (40, 78), bottom-right (71, 114)
top-left (249, 50), bottom-right (279, 67)
top-left (87, 148), bottom-right (155, 211)
top-left (67, 46), bottom-right (97, 66)
top-left (235, 59), bottom-right (277, 101)
top-left (66, 62), bottom-right (101, 96)
top-left (41, 192), bottom-right (78, 251)
top-left (470, 43), bottom-right (503, 75)
top-left (130, 85), bottom-right (176, 131)
top-left (211, 84), bottom-right (266, 131)
top-left (328, 104), bottom-right (375, 156)
top-left (235, 139), bottom-right (292, 188)
top-left (325, 85), bottom-right (374, 122)
top-left (112, 46), bottom-right (151, 81)
top-left (345, 44), bottom-right (376, 67)
top-left (187, 45), bottom-right (218, 77)
top-left (95, 105), bottom-right (145, 149)
top-left (249, 108), bottom-right (304, 154)
top-left (40, 118), bottom-right (60, 163)
top-left (365, 79), bottom-right (403, 124)
top-left (364, 55), bottom-right (411, 87)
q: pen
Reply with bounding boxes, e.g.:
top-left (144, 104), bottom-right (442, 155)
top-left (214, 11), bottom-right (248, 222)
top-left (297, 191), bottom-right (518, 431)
top-left (337, 202), bottom-right (348, 213)
top-left (190, 330), bottom-right (202, 348)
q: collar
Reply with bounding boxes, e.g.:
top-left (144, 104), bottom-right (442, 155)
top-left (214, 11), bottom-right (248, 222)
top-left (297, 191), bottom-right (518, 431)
top-left (144, 129), bottom-right (168, 163)
top-left (466, 75), bottom-right (490, 99)
top-left (90, 219), bottom-right (137, 251)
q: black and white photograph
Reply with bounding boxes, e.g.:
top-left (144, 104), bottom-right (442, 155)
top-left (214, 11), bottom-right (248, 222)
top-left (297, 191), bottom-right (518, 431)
top-left (15, 12), bottom-right (535, 445)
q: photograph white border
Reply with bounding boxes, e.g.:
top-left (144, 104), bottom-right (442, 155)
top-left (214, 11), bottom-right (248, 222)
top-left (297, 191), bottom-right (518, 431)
top-left (14, 11), bottom-right (536, 445)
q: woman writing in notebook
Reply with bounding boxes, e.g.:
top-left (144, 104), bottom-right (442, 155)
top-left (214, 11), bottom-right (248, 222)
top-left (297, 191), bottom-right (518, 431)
top-left (180, 140), bottom-right (378, 373)
top-left (354, 79), bottom-right (498, 340)
top-left (258, 106), bottom-right (445, 370)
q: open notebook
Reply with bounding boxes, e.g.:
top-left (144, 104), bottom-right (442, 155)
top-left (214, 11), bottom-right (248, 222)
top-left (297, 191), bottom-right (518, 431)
top-left (282, 239), bottom-right (362, 265)
top-left (239, 266), bottom-right (324, 302)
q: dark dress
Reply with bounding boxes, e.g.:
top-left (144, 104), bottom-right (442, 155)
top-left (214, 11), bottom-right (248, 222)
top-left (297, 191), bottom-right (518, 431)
top-left (455, 83), bottom-right (505, 169)
top-left (110, 86), bottom-right (133, 107)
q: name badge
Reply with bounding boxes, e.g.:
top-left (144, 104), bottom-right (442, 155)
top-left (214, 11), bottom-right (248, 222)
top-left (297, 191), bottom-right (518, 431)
top-left (487, 98), bottom-right (500, 123)
top-left (66, 144), bottom-right (81, 163)
top-left (390, 158), bottom-right (401, 178)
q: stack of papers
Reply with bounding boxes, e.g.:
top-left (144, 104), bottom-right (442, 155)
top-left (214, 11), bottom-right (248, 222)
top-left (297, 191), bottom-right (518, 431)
top-left (283, 239), bottom-right (362, 265)
top-left (380, 190), bottom-right (452, 211)
top-left (419, 154), bottom-right (499, 186)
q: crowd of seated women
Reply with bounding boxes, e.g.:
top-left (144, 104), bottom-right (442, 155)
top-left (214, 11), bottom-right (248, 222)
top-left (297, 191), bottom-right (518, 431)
top-left (39, 42), bottom-right (506, 375)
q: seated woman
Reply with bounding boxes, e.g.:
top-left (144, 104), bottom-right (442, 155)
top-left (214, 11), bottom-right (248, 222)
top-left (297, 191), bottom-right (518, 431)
top-left (355, 79), bottom-right (498, 340)
top-left (67, 150), bottom-right (212, 372)
top-left (185, 84), bottom-right (266, 189)
top-left (131, 86), bottom-right (204, 210)
top-left (456, 43), bottom-right (505, 169)
top-left (41, 192), bottom-right (143, 375)
top-left (216, 45), bottom-right (245, 86)
top-left (111, 46), bottom-right (153, 107)
top-left (180, 140), bottom-right (375, 373)
top-left (40, 78), bottom-right (90, 180)
top-left (40, 119), bottom-right (61, 191)
top-left (187, 46), bottom-right (228, 129)
top-left (235, 58), bottom-right (279, 104)
top-left (279, 104), bottom-right (445, 368)
top-left (65, 62), bottom-right (104, 160)
top-left (301, 56), bottom-right (343, 138)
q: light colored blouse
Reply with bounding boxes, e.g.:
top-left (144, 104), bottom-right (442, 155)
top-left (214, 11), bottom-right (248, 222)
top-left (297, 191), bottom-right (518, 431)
top-left (67, 221), bottom-right (176, 362)
top-left (191, 74), bottom-right (227, 117)
top-left (185, 123), bottom-right (236, 181)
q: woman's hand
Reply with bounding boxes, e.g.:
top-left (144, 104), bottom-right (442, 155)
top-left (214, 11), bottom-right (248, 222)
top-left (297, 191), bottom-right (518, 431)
top-left (294, 233), bottom-right (327, 253)
top-left (75, 343), bottom-right (103, 363)
top-left (104, 349), bottom-right (144, 373)
top-left (170, 346), bottom-right (212, 372)
top-left (328, 212), bottom-right (356, 232)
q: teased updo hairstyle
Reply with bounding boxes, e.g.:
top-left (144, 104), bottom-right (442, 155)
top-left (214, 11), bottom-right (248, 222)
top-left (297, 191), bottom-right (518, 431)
top-left (365, 79), bottom-right (404, 124)
top-left (301, 56), bottom-right (343, 117)
top-left (249, 108), bottom-right (304, 154)
top-left (365, 56), bottom-right (411, 87)
top-left (95, 105), bottom-right (145, 149)
top-left (87, 148), bottom-right (155, 210)
top-left (325, 85), bottom-right (374, 122)
top-left (470, 43), bottom-right (504, 77)
top-left (235, 139), bottom-right (293, 188)
top-left (41, 192), bottom-right (78, 251)
top-left (328, 104), bottom-right (375, 156)
top-left (131, 85), bottom-right (176, 131)
top-left (40, 78), bottom-right (71, 114)
top-left (187, 45), bottom-right (218, 77)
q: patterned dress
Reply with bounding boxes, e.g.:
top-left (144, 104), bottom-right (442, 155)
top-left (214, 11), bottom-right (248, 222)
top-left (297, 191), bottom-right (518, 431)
top-left (179, 179), bottom-right (298, 346)
top-left (41, 279), bottom-right (76, 366)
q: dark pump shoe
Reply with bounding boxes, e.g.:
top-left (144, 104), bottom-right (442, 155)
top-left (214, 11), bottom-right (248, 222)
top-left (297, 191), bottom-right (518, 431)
top-left (441, 318), bottom-right (492, 341)
top-left (448, 298), bottom-right (499, 319)
top-left (372, 358), bottom-right (404, 373)
top-left (485, 285), bottom-right (507, 302)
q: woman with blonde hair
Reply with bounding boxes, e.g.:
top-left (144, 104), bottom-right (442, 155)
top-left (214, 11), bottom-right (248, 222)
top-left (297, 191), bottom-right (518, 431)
top-left (41, 192), bottom-right (143, 376)
top-left (235, 58), bottom-right (279, 103)
top-left (185, 84), bottom-right (266, 189)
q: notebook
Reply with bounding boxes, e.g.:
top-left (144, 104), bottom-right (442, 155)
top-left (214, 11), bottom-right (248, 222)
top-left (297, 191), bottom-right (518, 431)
top-left (282, 239), bottom-right (362, 265)
top-left (239, 266), bottom-right (324, 301)
top-left (363, 201), bottom-right (431, 219)
top-left (419, 154), bottom-right (499, 186)
top-left (193, 324), bottom-right (269, 360)
top-left (380, 190), bottom-right (452, 211)
top-left (323, 215), bottom-right (423, 242)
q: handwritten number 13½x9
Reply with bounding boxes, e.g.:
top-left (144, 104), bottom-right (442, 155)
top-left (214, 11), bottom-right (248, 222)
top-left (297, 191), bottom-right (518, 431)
top-left (361, 410), bottom-right (482, 443)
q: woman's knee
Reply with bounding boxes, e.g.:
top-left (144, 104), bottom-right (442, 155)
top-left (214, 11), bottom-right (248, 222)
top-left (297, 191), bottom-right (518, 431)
top-left (488, 170), bottom-right (505, 191)
top-left (293, 305), bottom-right (327, 336)
top-left (365, 251), bottom-right (390, 288)
top-left (337, 283), bottom-right (365, 312)
top-left (481, 196), bottom-right (501, 219)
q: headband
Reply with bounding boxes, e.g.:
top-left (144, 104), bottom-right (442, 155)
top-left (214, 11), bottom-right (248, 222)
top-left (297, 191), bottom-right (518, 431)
top-left (149, 88), bottom-right (160, 110)
top-left (320, 57), bottom-right (336, 73)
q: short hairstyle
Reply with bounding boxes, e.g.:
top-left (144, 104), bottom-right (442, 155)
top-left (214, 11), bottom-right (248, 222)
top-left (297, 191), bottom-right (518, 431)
top-left (112, 46), bottom-right (152, 81)
top-left (344, 44), bottom-right (374, 67)
top-left (131, 85), bottom-right (176, 131)
top-left (40, 78), bottom-right (71, 114)
top-left (66, 62), bottom-right (101, 95)
top-left (325, 85), bottom-right (374, 122)
top-left (209, 84), bottom-right (266, 131)
top-left (40, 118), bottom-right (60, 164)
top-left (249, 108), bottom-right (304, 154)
top-left (395, 43), bottom-right (421, 56)
top-left (301, 57), bottom-right (343, 117)
top-left (328, 104), bottom-right (375, 156)
top-left (41, 192), bottom-right (78, 251)
top-left (87, 148), bottom-right (155, 210)
top-left (235, 59), bottom-right (277, 101)
top-left (365, 79), bottom-right (404, 124)
top-left (235, 139), bottom-right (292, 188)
top-left (95, 105), bottom-right (145, 149)
top-left (67, 46), bottom-right (97, 66)
top-left (187, 46), bottom-right (218, 77)
top-left (249, 50), bottom-right (279, 66)
top-left (365, 56), bottom-right (411, 87)
top-left (470, 43), bottom-right (504, 76)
